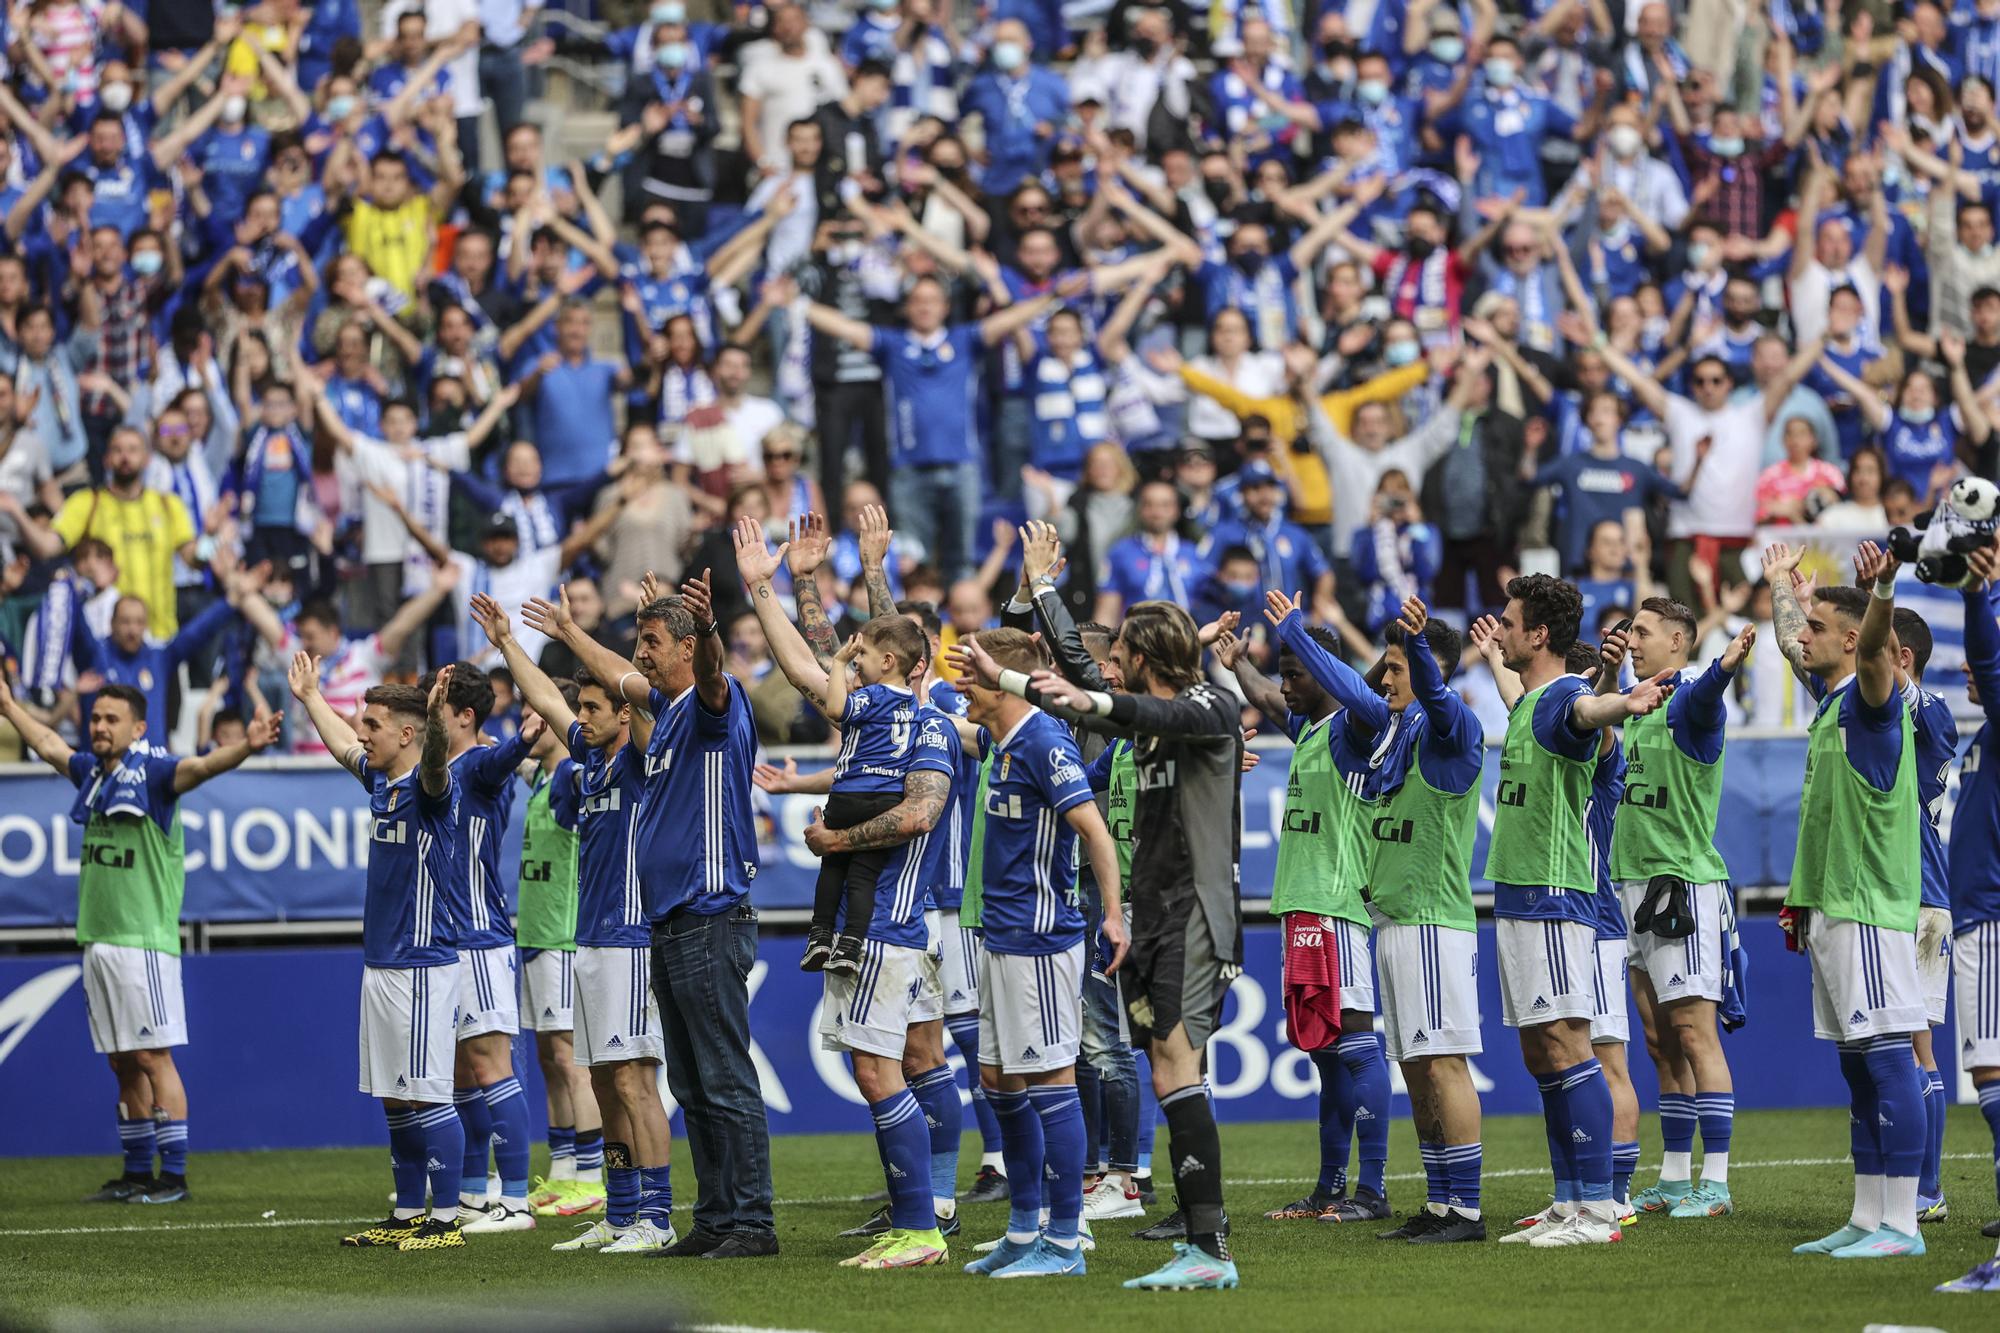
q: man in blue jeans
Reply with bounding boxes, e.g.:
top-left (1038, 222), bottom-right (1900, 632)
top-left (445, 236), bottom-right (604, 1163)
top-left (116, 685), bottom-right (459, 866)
top-left (788, 270), bottom-right (1075, 581)
top-left (525, 568), bottom-right (776, 1259)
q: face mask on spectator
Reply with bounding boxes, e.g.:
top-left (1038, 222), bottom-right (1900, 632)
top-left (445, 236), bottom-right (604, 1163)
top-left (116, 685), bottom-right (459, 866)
top-left (100, 82), bottom-right (132, 113)
top-left (1429, 36), bottom-right (1464, 63)
top-left (1406, 234), bottom-right (1436, 259)
top-left (1607, 125), bottom-right (1642, 158)
top-left (326, 94), bottom-right (357, 120)
top-left (1204, 178), bottom-right (1231, 205)
top-left (1903, 405), bottom-right (1936, 424)
top-left (223, 95), bottom-right (248, 124)
top-left (652, 1), bottom-right (685, 22)
top-left (1686, 242), bottom-right (1711, 268)
top-left (657, 41), bottom-right (689, 68)
top-left (1133, 35), bottom-right (1161, 58)
top-left (1709, 135), bottom-right (1745, 157)
top-left (1483, 58), bottom-right (1515, 87)
top-left (1357, 78), bottom-right (1389, 106)
top-left (1222, 579), bottom-right (1257, 599)
top-left (993, 40), bottom-right (1026, 71)
top-left (1384, 338), bottom-right (1420, 367)
top-left (868, 0), bottom-right (897, 10)
top-left (1231, 248), bottom-right (1265, 276)
top-left (130, 249), bottom-right (162, 276)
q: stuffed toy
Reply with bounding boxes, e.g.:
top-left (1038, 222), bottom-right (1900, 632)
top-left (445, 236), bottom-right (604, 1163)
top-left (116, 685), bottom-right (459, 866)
top-left (1887, 476), bottom-right (2000, 587)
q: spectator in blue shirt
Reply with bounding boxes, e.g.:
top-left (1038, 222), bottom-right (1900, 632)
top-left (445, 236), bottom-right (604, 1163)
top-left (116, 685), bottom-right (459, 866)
top-left (1350, 468), bottom-right (1444, 635)
top-left (524, 301), bottom-right (633, 488)
top-left (1095, 478), bottom-right (1211, 623)
top-left (791, 270), bottom-right (1066, 581)
top-left (1448, 36), bottom-right (1592, 205)
top-left (1529, 389), bottom-right (1686, 573)
top-left (1204, 461), bottom-right (1336, 621)
top-left (961, 20), bottom-right (1070, 196)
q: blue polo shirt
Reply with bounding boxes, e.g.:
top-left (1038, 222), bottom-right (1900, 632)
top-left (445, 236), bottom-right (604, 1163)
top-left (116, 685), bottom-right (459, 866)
top-left (870, 323), bottom-right (983, 467)
top-left (961, 67), bottom-right (1069, 195)
top-left (532, 358), bottom-right (621, 485)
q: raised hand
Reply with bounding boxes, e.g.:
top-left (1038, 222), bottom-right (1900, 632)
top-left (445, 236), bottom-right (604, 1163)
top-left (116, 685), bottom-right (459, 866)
top-left (791, 511), bottom-right (834, 576)
top-left (518, 710), bottom-right (548, 748)
top-left (521, 587), bottom-right (573, 641)
top-left (1970, 538), bottom-right (2000, 586)
top-left (637, 569), bottom-right (664, 607)
top-left (244, 710), bottom-right (281, 751)
top-left (1198, 609), bottom-right (1238, 646)
top-left (678, 568), bottom-right (715, 629)
top-left (1855, 539), bottom-right (1898, 587)
top-left (733, 514), bottom-right (787, 585)
top-left (945, 635), bottom-right (1001, 688)
top-left (752, 757), bottom-right (801, 793)
top-left (1020, 519), bottom-right (1061, 584)
top-left (428, 664), bottom-right (456, 715)
top-left (856, 503), bottom-right (891, 570)
top-left (1263, 588), bottom-right (1303, 628)
top-left (1214, 627), bottom-right (1250, 670)
top-left (468, 591), bottom-right (513, 645)
top-left (1599, 622), bottom-right (1630, 677)
top-left (1467, 613), bottom-right (1504, 662)
top-left (1720, 621), bottom-right (1758, 672)
top-left (1761, 541), bottom-right (1802, 581)
top-left (1395, 596), bottom-right (1428, 637)
top-left (287, 650), bottom-right (321, 701)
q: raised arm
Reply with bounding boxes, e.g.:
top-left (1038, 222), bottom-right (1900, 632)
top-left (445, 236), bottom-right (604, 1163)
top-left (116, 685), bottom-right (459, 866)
top-left (1596, 336), bottom-right (1671, 418)
top-left (1216, 627), bottom-right (1287, 721)
top-left (1466, 613), bottom-right (1523, 707)
top-left (522, 586), bottom-right (647, 710)
top-left (470, 592), bottom-right (578, 735)
top-left (795, 292), bottom-right (876, 351)
top-left (1964, 543), bottom-right (2000, 726)
top-left (173, 709), bottom-right (279, 793)
top-left (1852, 539), bottom-right (1899, 708)
top-left (1760, 541), bottom-right (1815, 683)
top-left (979, 289), bottom-right (1064, 348)
top-left (855, 503), bottom-right (897, 621)
top-left (1941, 330), bottom-right (1995, 447)
top-left (420, 664), bottom-right (453, 797)
top-left (1267, 590), bottom-right (1392, 737)
top-left (732, 514), bottom-right (835, 710)
top-left (0, 670), bottom-right (74, 773)
top-left (286, 649), bottom-right (364, 777)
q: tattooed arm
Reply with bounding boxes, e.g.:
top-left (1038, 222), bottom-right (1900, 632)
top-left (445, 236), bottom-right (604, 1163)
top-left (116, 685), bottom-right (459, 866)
top-left (787, 511), bottom-right (840, 666)
top-left (735, 515), bottom-right (836, 711)
top-left (420, 665), bottom-right (454, 798)
top-left (1761, 541), bottom-right (1814, 685)
top-left (805, 769), bottom-right (950, 853)
top-left (857, 502), bottom-right (897, 620)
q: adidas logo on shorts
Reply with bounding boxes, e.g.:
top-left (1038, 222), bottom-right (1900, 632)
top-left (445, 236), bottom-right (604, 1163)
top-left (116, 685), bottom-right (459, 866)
top-left (1411, 1030), bottom-right (1429, 1044)
top-left (1532, 997), bottom-right (1550, 1011)
top-left (543, 1007), bottom-right (555, 1018)
top-left (1022, 1046), bottom-right (1039, 1061)
top-left (138, 1026), bottom-right (151, 1036)
top-left (1355, 1107), bottom-right (1376, 1121)
top-left (1668, 974), bottom-right (1684, 986)
top-left (396, 1075), bottom-right (408, 1088)
top-left (1849, 1010), bottom-right (1867, 1026)
top-left (950, 990), bottom-right (966, 1002)
top-left (607, 1035), bottom-right (624, 1047)
top-left (1878, 1112), bottom-right (1893, 1127)
top-left (888, 1164), bottom-right (907, 1178)
top-left (427, 1157), bottom-right (447, 1171)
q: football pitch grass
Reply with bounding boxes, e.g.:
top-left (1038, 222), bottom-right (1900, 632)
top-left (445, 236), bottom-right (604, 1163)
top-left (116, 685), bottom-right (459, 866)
top-left (7, 1108), bottom-right (1999, 1331)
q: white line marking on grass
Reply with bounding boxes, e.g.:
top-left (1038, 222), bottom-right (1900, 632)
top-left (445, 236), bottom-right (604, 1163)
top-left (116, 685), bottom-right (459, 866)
top-left (5, 1153), bottom-right (1986, 1236)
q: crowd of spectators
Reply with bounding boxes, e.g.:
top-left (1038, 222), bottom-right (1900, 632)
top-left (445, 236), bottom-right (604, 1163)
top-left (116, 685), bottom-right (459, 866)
top-left (0, 0), bottom-right (1991, 762)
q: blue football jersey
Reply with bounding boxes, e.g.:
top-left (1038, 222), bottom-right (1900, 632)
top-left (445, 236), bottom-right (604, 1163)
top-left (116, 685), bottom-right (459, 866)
top-left (1951, 586), bottom-right (2000, 933)
top-left (356, 759), bottom-right (463, 969)
top-left (1906, 683), bottom-right (1958, 912)
top-left (927, 679), bottom-right (977, 911)
top-left (451, 734), bottom-right (534, 949)
top-left (842, 706), bottom-right (961, 950)
top-left (66, 742), bottom-right (177, 831)
top-left (977, 710), bottom-right (1097, 956)
top-left (832, 681), bottom-right (922, 796)
top-left (638, 677), bottom-right (761, 920)
top-left (568, 723), bottom-right (650, 948)
top-left (1587, 736), bottom-right (1628, 940)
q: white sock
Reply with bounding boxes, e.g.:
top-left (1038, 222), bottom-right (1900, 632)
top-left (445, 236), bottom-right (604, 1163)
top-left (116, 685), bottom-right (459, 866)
top-left (461, 1192), bottom-right (487, 1209)
top-left (432, 1205), bottom-right (458, 1224)
top-left (1047, 1233), bottom-right (1079, 1250)
top-left (934, 1197), bottom-right (956, 1220)
top-left (392, 1207), bottom-right (424, 1220)
top-left (551, 1159), bottom-right (576, 1182)
top-left (1883, 1176), bottom-right (1919, 1236)
top-left (1661, 1150), bottom-right (1692, 1181)
top-left (981, 1151), bottom-right (1005, 1171)
top-left (574, 1166), bottom-right (602, 1184)
top-left (1700, 1151), bottom-right (1729, 1184)
top-left (1006, 1229), bottom-right (1040, 1244)
top-left (1850, 1173), bottom-right (1885, 1232)
top-left (1454, 1206), bottom-right (1482, 1221)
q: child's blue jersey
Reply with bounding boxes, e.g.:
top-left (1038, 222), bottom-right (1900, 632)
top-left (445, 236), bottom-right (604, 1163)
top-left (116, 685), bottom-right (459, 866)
top-left (832, 681), bottom-right (923, 796)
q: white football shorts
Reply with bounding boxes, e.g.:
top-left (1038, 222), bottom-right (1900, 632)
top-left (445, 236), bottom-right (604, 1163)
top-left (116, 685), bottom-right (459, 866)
top-left (978, 941), bottom-right (1084, 1075)
top-left (1806, 911), bottom-right (1927, 1042)
top-left (1371, 916), bottom-right (1480, 1062)
top-left (573, 944), bottom-right (664, 1066)
top-left (1496, 917), bottom-right (1598, 1029)
top-left (81, 942), bottom-right (186, 1055)
top-left (520, 948), bottom-right (575, 1033)
top-left (456, 945), bottom-right (520, 1039)
top-left (359, 962), bottom-right (459, 1101)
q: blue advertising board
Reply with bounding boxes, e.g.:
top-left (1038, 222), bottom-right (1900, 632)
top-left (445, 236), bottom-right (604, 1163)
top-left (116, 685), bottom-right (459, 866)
top-left (0, 738), bottom-right (1834, 928)
top-left (0, 921), bottom-right (1955, 1158)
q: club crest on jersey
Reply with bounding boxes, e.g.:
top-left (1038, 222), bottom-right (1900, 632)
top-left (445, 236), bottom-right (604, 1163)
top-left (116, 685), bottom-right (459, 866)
top-left (387, 787), bottom-right (399, 813)
top-left (999, 753), bottom-right (1012, 782)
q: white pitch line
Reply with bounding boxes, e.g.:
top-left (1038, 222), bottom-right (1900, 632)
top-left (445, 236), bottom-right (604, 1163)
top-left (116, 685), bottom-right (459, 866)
top-left (10, 1151), bottom-right (1985, 1237)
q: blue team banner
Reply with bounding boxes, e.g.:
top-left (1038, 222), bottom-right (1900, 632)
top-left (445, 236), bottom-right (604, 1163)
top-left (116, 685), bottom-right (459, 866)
top-left (0, 922), bottom-right (1964, 1158)
top-left (0, 740), bottom-right (1833, 929)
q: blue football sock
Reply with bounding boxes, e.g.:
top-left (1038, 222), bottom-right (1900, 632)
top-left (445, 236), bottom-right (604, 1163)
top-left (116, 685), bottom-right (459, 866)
top-left (908, 1064), bottom-right (963, 1208)
top-left (1612, 1141), bottom-right (1640, 1202)
top-left (454, 1086), bottom-right (493, 1201)
top-left (384, 1108), bottom-right (427, 1215)
top-left (1979, 1082), bottom-right (2000, 1205)
top-left (1558, 1059), bottom-right (1614, 1202)
top-left (1865, 1039), bottom-right (1926, 1180)
top-left (117, 1116), bottom-right (155, 1179)
top-left (1418, 1143), bottom-right (1446, 1206)
top-left (637, 1164), bottom-right (673, 1223)
top-left (1838, 1042), bottom-right (1884, 1175)
top-left (1658, 1090), bottom-right (1696, 1162)
top-left (988, 1087), bottom-right (1044, 1238)
top-left (414, 1103), bottom-right (464, 1215)
top-left (549, 1124), bottom-right (577, 1171)
top-left (1538, 1075), bottom-right (1576, 1203)
top-left (870, 1089), bottom-right (935, 1231)
top-left (1309, 1048), bottom-right (1353, 1197)
top-left (947, 1016), bottom-right (1003, 1155)
top-left (606, 1162), bottom-right (640, 1228)
top-left (482, 1076), bottom-right (532, 1201)
top-left (1339, 1031), bottom-right (1390, 1195)
top-left (574, 1126), bottom-right (604, 1175)
top-left (1443, 1142), bottom-right (1483, 1213)
top-left (1696, 1091), bottom-right (1735, 1162)
top-left (1920, 1070), bottom-right (1944, 1198)
top-left (1027, 1084), bottom-right (1086, 1247)
top-left (154, 1118), bottom-right (188, 1178)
